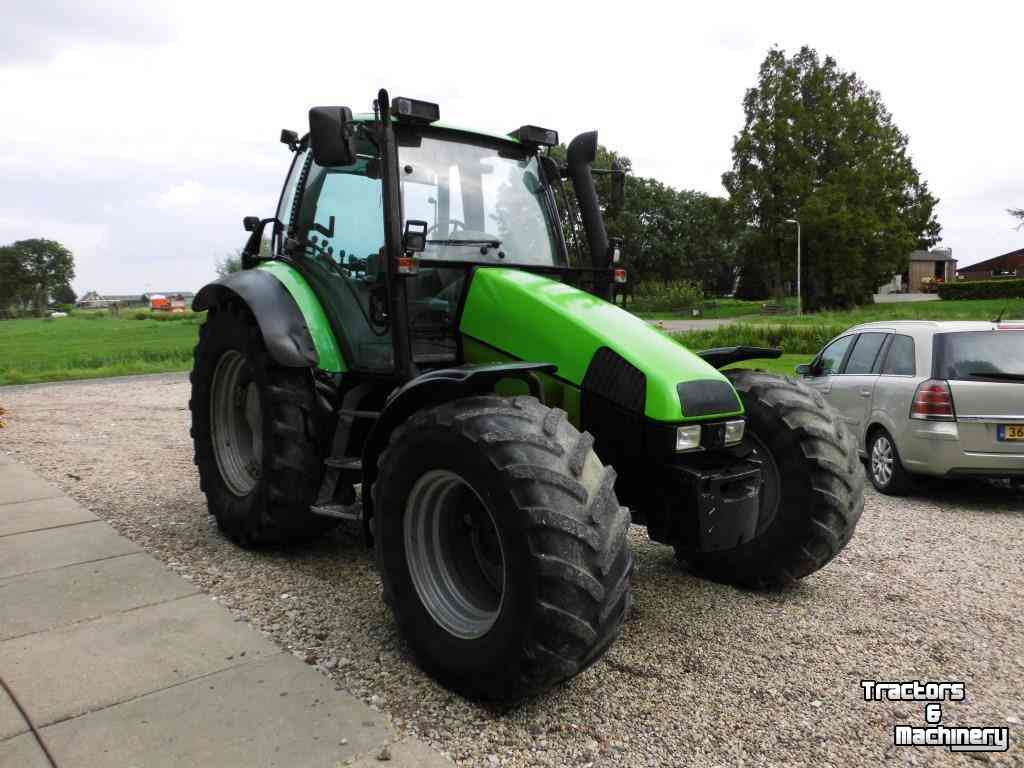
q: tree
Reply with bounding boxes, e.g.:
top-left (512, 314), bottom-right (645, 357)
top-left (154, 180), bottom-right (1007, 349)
top-left (1009, 208), bottom-right (1024, 230)
top-left (724, 46), bottom-right (941, 309)
top-left (546, 144), bottom-right (742, 290)
top-left (215, 252), bottom-right (242, 278)
top-left (215, 239), bottom-right (271, 278)
top-left (0, 239), bottom-right (75, 316)
top-left (53, 283), bottom-right (77, 305)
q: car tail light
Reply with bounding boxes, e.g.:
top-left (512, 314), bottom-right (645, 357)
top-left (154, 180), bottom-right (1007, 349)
top-left (613, 268), bottom-right (627, 284)
top-left (997, 323), bottom-right (1024, 330)
top-left (910, 379), bottom-right (956, 421)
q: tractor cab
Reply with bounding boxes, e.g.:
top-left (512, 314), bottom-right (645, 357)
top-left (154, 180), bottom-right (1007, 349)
top-left (248, 92), bottom-right (616, 381)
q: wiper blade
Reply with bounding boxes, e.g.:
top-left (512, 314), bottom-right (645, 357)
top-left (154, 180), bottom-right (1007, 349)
top-left (426, 239), bottom-right (502, 247)
top-left (966, 371), bottom-right (1024, 381)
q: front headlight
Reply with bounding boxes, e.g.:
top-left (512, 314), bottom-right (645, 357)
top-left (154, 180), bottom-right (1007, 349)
top-left (675, 425), bottom-right (702, 452)
top-left (724, 419), bottom-right (745, 446)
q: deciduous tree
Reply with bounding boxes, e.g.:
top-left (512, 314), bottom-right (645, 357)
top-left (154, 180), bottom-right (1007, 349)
top-left (0, 239), bottom-right (75, 316)
top-left (724, 46), bottom-right (941, 308)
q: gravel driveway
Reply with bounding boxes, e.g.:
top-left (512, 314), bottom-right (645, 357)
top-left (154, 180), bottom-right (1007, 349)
top-left (2, 374), bottom-right (1021, 767)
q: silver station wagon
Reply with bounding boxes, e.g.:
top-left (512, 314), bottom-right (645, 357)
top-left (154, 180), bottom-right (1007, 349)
top-left (797, 320), bottom-right (1024, 494)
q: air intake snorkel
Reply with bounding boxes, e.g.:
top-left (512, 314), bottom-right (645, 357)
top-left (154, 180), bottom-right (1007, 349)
top-left (566, 131), bottom-right (611, 299)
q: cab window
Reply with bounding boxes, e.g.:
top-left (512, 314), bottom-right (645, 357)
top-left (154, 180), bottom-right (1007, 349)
top-left (293, 155), bottom-right (393, 372)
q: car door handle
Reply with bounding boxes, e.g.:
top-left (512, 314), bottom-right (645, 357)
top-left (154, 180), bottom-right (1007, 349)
top-left (859, 389), bottom-right (872, 397)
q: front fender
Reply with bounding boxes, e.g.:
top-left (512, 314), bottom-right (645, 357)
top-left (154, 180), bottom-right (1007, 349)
top-left (360, 362), bottom-right (557, 532)
top-left (193, 267), bottom-right (325, 369)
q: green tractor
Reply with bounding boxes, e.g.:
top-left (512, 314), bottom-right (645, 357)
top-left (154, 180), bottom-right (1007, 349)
top-left (190, 89), bottom-right (863, 701)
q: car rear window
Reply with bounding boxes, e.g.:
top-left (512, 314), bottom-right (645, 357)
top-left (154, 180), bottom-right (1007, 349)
top-left (933, 331), bottom-right (1024, 380)
top-left (844, 333), bottom-right (888, 374)
top-left (881, 334), bottom-right (916, 376)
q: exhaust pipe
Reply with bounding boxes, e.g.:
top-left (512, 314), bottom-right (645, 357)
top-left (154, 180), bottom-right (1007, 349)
top-left (566, 131), bottom-right (610, 284)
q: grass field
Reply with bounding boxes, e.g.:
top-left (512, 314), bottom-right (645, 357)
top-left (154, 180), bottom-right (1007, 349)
top-left (636, 297), bottom-right (799, 320)
top-left (722, 353), bottom-right (812, 376)
top-left (1, 295), bottom-right (1018, 386)
top-left (744, 297), bottom-right (1024, 325)
top-left (0, 312), bottom-right (200, 385)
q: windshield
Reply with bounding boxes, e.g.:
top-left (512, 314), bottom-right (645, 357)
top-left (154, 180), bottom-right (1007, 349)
top-left (398, 133), bottom-right (563, 266)
top-left (933, 331), bottom-right (1024, 380)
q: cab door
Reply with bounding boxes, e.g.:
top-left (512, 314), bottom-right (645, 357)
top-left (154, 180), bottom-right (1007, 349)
top-left (828, 332), bottom-right (889, 441)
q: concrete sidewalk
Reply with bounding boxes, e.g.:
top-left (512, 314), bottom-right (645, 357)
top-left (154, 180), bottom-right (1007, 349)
top-left (0, 455), bottom-right (452, 768)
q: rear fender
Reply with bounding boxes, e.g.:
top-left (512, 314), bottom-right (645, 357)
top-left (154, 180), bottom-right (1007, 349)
top-left (193, 268), bottom-right (324, 369)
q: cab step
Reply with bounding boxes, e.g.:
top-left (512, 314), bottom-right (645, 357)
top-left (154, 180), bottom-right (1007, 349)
top-left (310, 503), bottom-right (363, 522)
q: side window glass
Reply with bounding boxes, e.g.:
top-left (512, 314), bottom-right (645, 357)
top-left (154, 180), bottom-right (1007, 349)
top-left (881, 334), bottom-right (916, 376)
top-left (819, 335), bottom-right (854, 374)
top-left (845, 333), bottom-right (888, 374)
top-left (295, 159), bottom-right (384, 264)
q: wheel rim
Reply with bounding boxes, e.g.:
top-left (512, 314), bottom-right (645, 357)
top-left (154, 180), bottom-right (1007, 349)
top-left (403, 470), bottom-right (505, 640)
top-left (209, 350), bottom-right (262, 496)
top-left (871, 435), bottom-right (894, 486)
top-left (741, 431), bottom-right (781, 533)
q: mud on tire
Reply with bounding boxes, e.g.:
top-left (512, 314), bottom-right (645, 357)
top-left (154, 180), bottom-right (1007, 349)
top-left (373, 395), bottom-right (633, 700)
top-left (190, 300), bottom-right (337, 545)
top-left (678, 370), bottom-right (864, 588)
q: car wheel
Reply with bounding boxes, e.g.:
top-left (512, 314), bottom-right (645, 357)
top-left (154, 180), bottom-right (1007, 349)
top-left (867, 429), bottom-right (913, 495)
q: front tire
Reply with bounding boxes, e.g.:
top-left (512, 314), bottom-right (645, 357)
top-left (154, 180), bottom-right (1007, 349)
top-left (677, 370), bottom-right (864, 588)
top-left (190, 300), bottom-right (337, 545)
top-left (373, 395), bottom-right (633, 700)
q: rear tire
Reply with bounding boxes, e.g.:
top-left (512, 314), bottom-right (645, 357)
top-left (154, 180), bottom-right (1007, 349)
top-left (373, 395), bottom-right (633, 700)
top-left (190, 300), bottom-right (338, 545)
top-left (677, 370), bottom-right (864, 588)
top-left (867, 427), bottom-right (913, 495)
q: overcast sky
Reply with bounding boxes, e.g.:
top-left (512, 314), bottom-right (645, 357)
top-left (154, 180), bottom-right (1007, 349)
top-left (2, 0), bottom-right (1021, 294)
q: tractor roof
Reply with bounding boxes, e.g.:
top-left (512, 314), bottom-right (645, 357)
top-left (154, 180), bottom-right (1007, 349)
top-left (351, 113), bottom-right (522, 147)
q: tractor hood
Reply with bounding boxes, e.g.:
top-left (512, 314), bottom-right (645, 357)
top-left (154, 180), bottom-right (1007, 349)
top-left (458, 268), bottom-right (741, 422)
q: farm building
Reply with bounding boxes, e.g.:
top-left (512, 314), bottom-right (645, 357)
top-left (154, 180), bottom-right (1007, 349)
top-left (878, 248), bottom-right (957, 294)
top-left (957, 247), bottom-right (1024, 280)
top-left (76, 292), bottom-right (143, 308)
top-left (906, 249), bottom-right (956, 291)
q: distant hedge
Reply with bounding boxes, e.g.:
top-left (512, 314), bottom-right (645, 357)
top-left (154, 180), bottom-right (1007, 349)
top-left (673, 323), bottom-right (849, 355)
top-left (938, 278), bottom-right (1024, 300)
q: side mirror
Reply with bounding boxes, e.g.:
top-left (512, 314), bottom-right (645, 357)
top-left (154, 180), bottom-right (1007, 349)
top-left (241, 217), bottom-right (277, 268)
top-left (403, 220), bottom-right (428, 254)
top-left (795, 363), bottom-right (812, 376)
top-left (308, 106), bottom-right (356, 167)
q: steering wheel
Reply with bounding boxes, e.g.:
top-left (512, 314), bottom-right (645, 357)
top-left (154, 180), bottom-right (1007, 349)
top-left (426, 219), bottom-right (466, 236)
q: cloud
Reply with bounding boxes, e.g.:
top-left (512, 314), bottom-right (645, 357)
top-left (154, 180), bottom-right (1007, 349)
top-left (154, 180), bottom-right (207, 211)
top-left (0, 1), bottom-right (175, 65)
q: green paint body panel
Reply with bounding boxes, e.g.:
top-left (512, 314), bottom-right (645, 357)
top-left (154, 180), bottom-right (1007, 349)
top-left (256, 261), bottom-right (346, 373)
top-left (460, 269), bottom-right (741, 422)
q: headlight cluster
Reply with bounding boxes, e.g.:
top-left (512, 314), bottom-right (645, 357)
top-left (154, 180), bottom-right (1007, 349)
top-left (675, 420), bottom-right (746, 452)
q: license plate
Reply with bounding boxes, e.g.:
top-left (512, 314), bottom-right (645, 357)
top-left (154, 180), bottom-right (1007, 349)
top-left (998, 425), bottom-right (1024, 441)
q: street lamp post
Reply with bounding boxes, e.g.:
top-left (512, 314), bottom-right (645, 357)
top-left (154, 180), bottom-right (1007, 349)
top-left (784, 218), bottom-right (801, 315)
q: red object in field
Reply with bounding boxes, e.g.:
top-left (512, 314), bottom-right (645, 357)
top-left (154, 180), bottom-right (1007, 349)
top-left (910, 380), bottom-right (956, 421)
top-left (150, 295), bottom-right (170, 311)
